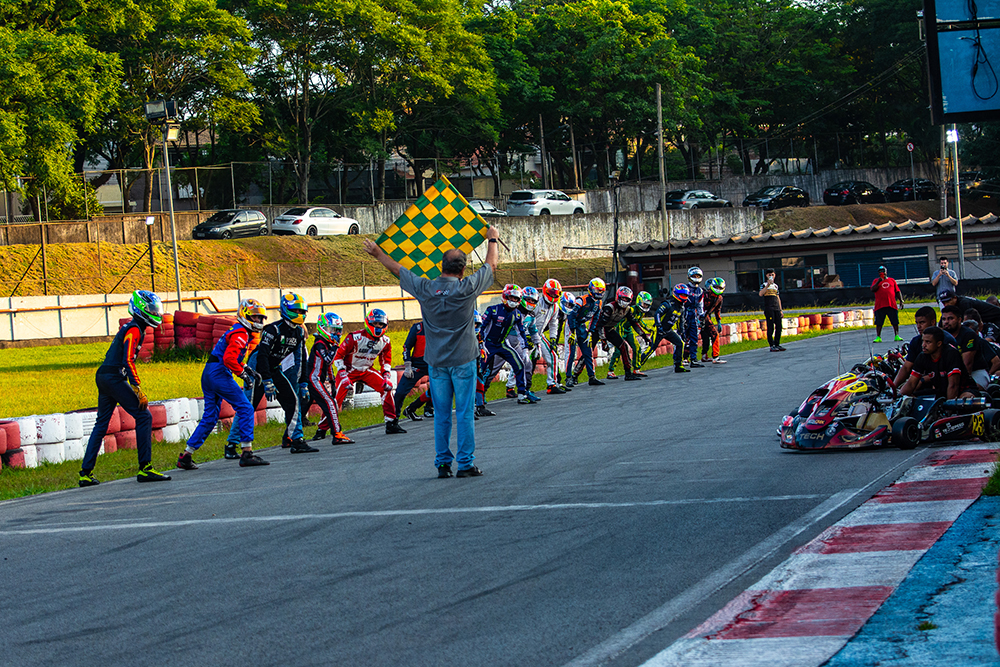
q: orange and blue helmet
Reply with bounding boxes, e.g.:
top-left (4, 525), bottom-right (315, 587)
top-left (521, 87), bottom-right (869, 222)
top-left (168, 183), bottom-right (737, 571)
top-left (672, 284), bottom-right (691, 302)
top-left (541, 278), bottom-right (562, 305)
top-left (237, 298), bottom-right (267, 332)
top-left (316, 312), bottom-right (343, 343)
top-left (559, 291), bottom-right (576, 314)
top-left (280, 292), bottom-right (307, 324)
top-left (521, 286), bottom-right (540, 313)
top-left (365, 308), bottom-right (388, 337)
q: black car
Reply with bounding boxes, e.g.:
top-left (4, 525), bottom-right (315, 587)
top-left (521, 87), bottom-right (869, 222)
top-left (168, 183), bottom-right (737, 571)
top-left (192, 209), bottom-right (269, 239)
top-left (742, 185), bottom-right (809, 210)
top-left (885, 178), bottom-right (938, 201)
top-left (822, 181), bottom-right (886, 206)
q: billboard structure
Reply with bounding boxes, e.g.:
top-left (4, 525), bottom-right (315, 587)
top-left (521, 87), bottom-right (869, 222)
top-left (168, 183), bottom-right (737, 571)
top-left (925, 0), bottom-right (1000, 123)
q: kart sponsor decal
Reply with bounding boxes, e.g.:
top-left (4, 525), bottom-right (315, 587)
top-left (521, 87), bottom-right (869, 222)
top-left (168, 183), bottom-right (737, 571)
top-left (844, 381), bottom-right (869, 393)
top-left (971, 412), bottom-right (985, 435)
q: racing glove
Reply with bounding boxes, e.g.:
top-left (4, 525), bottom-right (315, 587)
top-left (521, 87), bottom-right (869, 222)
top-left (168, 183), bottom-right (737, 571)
top-left (240, 366), bottom-right (261, 386)
top-left (299, 382), bottom-right (310, 404)
top-left (568, 333), bottom-right (576, 346)
top-left (263, 379), bottom-right (278, 401)
top-left (130, 383), bottom-right (148, 410)
top-left (403, 361), bottom-right (413, 378)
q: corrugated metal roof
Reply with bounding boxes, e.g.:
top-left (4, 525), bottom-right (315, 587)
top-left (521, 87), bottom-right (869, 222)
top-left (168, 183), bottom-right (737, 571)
top-left (621, 215), bottom-right (1000, 253)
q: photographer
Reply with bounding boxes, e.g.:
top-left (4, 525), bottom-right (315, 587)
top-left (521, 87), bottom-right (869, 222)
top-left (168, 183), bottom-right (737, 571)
top-left (758, 268), bottom-right (785, 351)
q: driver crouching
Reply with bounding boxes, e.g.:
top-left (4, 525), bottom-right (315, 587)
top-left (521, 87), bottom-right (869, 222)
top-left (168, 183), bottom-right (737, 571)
top-left (899, 326), bottom-right (977, 400)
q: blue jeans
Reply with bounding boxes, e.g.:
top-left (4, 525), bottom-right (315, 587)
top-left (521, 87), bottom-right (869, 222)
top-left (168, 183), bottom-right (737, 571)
top-left (428, 360), bottom-right (477, 470)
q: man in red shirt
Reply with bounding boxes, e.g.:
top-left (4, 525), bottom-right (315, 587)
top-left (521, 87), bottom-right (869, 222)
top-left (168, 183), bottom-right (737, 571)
top-left (871, 265), bottom-right (904, 342)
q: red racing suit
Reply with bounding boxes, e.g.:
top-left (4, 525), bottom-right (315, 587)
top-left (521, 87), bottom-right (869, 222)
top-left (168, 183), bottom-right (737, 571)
top-left (307, 337), bottom-right (342, 434)
top-left (333, 329), bottom-right (396, 420)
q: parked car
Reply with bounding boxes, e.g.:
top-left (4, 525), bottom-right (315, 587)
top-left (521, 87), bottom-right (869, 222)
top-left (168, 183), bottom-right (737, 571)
top-left (192, 209), bottom-right (269, 239)
top-left (822, 181), bottom-right (886, 205)
top-left (660, 189), bottom-right (732, 210)
top-left (959, 171), bottom-right (987, 195)
top-left (468, 199), bottom-right (507, 218)
top-left (885, 178), bottom-right (938, 201)
top-left (742, 185), bottom-right (809, 209)
top-left (271, 207), bottom-right (361, 236)
top-left (505, 190), bottom-right (586, 216)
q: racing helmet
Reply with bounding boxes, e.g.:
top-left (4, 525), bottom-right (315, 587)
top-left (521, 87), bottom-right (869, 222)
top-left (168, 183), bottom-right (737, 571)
top-left (129, 290), bottom-right (163, 327)
top-left (365, 308), bottom-right (388, 337)
top-left (636, 291), bottom-right (652, 312)
top-left (672, 283), bottom-right (691, 302)
top-left (541, 278), bottom-right (562, 305)
top-left (502, 284), bottom-right (522, 308)
top-left (559, 291), bottom-right (576, 314)
top-left (521, 286), bottom-right (540, 313)
top-left (708, 277), bottom-right (726, 295)
top-left (687, 267), bottom-right (704, 285)
top-left (615, 286), bottom-right (633, 308)
top-left (316, 312), bottom-right (343, 343)
top-left (237, 298), bottom-right (267, 332)
top-left (279, 292), bottom-right (308, 324)
top-left (473, 310), bottom-right (482, 331)
top-left (588, 278), bottom-right (606, 300)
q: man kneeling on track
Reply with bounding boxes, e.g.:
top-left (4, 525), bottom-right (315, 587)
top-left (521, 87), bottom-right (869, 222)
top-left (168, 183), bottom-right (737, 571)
top-left (590, 286), bottom-right (649, 381)
top-left (335, 308), bottom-right (406, 435)
top-left (179, 298), bottom-right (270, 468)
top-left (900, 326), bottom-right (977, 400)
top-left (308, 312), bottom-right (354, 444)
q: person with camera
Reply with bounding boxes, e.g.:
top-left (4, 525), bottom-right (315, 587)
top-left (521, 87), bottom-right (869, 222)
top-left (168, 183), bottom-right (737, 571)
top-left (759, 269), bottom-right (785, 351)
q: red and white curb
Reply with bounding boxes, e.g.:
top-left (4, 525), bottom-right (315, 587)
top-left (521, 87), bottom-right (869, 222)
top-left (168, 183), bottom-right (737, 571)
top-left (643, 445), bottom-right (998, 667)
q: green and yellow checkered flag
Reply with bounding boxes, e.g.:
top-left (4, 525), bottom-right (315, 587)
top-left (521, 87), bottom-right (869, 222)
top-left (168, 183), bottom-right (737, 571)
top-left (376, 176), bottom-right (488, 279)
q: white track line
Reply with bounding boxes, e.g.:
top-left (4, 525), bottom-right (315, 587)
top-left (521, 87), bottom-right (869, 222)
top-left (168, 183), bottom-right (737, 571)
top-left (0, 494), bottom-right (825, 536)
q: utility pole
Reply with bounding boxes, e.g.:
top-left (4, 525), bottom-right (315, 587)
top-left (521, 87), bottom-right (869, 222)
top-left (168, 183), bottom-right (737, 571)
top-left (539, 114), bottom-right (548, 189)
top-left (657, 84), bottom-right (670, 270)
top-left (569, 121), bottom-right (580, 189)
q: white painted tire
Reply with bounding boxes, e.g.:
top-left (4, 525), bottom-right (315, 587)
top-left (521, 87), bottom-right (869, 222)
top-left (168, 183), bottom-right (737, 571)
top-left (65, 413), bottom-right (84, 440)
top-left (150, 400), bottom-right (181, 425)
top-left (34, 413), bottom-right (66, 445)
top-left (266, 398), bottom-right (281, 409)
top-left (194, 398), bottom-right (205, 421)
top-left (35, 442), bottom-right (66, 464)
top-left (177, 420), bottom-right (196, 439)
top-left (352, 392), bottom-right (382, 409)
top-left (21, 445), bottom-right (38, 468)
top-left (266, 407), bottom-right (284, 422)
top-left (160, 423), bottom-right (181, 443)
top-left (177, 398), bottom-right (192, 422)
top-left (63, 438), bottom-right (85, 460)
top-left (13, 418), bottom-right (36, 446)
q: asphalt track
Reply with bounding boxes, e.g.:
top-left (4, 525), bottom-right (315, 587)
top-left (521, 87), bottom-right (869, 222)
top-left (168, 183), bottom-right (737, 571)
top-left (0, 329), bottom-right (932, 667)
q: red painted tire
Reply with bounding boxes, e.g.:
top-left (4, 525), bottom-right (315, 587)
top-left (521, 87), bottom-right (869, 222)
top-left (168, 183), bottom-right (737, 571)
top-left (105, 408), bottom-right (121, 435)
top-left (0, 421), bottom-right (20, 450)
top-left (149, 404), bottom-right (168, 429)
top-left (176, 336), bottom-right (198, 348)
top-left (114, 430), bottom-right (137, 450)
top-left (0, 427), bottom-right (6, 456)
top-left (219, 401), bottom-right (235, 419)
top-left (152, 428), bottom-right (164, 443)
top-left (102, 434), bottom-right (117, 454)
top-left (173, 311), bottom-right (199, 326)
top-left (255, 409), bottom-right (267, 426)
top-left (1, 447), bottom-right (25, 469)
top-left (220, 417), bottom-right (233, 430)
top-left (118, 409), bottom-right (136, 432)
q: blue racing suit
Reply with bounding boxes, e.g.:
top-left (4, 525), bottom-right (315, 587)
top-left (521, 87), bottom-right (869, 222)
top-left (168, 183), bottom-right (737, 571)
top-left (645, 297), bottom-right (686, 369)
top-left (481, 303), bottom-right (529, 394)
top-left (683, 284), bottom-right (704, 363)
top-left (569, 294), bottom-right (602, 381)
top-left (188, 322), bottom-right (256, 448)
top-left (507, 306), bottom-right (540, 391)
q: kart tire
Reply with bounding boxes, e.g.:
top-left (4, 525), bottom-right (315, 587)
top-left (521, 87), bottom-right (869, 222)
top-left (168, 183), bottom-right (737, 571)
top-left (892, 416), bottom-right (920, 450)
top-left (985, 409), bottom-right (1000, 441)
top-left (986, 384), bottom-right (1000, 405)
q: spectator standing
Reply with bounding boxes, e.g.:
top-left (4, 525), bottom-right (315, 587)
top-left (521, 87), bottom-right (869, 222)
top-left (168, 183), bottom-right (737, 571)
top-left (870, 265), bottom-right (904, 342)
top-left (759, 268), bottom-right (785, 351)
top-left (931, 257), bottom-right (959, 303)
top-left (363, 227), bottom-right (499, 478)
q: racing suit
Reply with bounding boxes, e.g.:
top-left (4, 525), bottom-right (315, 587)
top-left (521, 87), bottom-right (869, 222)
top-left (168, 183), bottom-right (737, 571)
top-left (230, 319), bottom-right (307, 446)
top-left (644, 297), bottom-right (686, 369)
top-left (475, 328), bottom-right (489, 407)
top-left (187, 322), bottom-right (257, 449)
top-left (81, 319), bottom-right (154, 472)
top-left (307, 336), bottom-right (343, 436)
top-left (608, 304), bottom-right (654, 373)
top-left (683, 284), bottom-right (704, 364)
top-left (506, 306), bottom-right (539, 392)
top-left (532, 297), bottom-right (563, 387)
top-left (393, 321), bottom-right (433, 416)
top-left (590, 301), bottom-right (648, 374)
top-left (569, 294), bottom-right (601, 381)
top-left (701, 290), bottom-right (723, 361)
top-left (481, 302), bottom-right (529, 395)
top-left (334, 329), bottom-right (395, 421)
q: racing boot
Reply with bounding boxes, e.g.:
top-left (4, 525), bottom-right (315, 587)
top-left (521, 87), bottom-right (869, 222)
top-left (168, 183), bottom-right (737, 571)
top-left (386, 419), bottom-right (407, 435)
top-left (712, 357), bottom-right (727, 364)
top-left (403, 402), bottom-right (423, 421)
top-left (588, 377), bottom-right (605, 386)
top-left (224, 443), bottom-right (240, 460)
top-left (633, 370), bottom-right (648, 377)
top-left (289, 438), bottom-right (319, 453)
top-left (281, 435), bottom-right (292, 449)
top-left (176, 451), bottom-right (198, 470)
top-left (137, 463), bottom-right (171, 483)
top-left (239, 450), bottom-right (269, 467)
top-left (689, 361), bottom-right (705, 368)
top-left (333, 431), bottom-right (355, 444)
top-left (423, 404), bottom-right (434, 418)
top-left (546, 384), bottom-right (566, 395)
top-left (560, 383), bottom-right (572, 392)
top-left (310, 429), bottom-right (327, 441)
top-left (565, 377), bottom-right (576, 388)
top-left (623, 372), bottom-right (642, 381)
top-left (517, 392), bottom-right (540, 404)
top-left (675, 365), bottom-right (691, 373)
top-left (506, 388), bottom-right (517, 398)
top-left (526, 390), bottom-right (541, 402)
top-left (475, 404), bottom-right (496, 417)
top-left (78, 470), bottom-right (100, 487)
top-left (606, 371), bottom-right (618, 380)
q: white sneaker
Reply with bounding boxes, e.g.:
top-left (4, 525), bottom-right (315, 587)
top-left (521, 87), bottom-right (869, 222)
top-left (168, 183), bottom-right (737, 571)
top-left (713, 358), bottom-right (727, 364)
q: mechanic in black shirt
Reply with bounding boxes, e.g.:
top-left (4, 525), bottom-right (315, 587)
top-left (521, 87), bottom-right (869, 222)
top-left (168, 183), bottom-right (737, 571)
top-left (964, 307), bottom-right (1000, 344)
top-left (940, 290), bottom-right (1000, 326)
top-left (893, 306), bottom-right (957, 388)
top-left (940, 304), bottom-right (1000, 388)
top-left (900, 326), bottom-right (976, 399)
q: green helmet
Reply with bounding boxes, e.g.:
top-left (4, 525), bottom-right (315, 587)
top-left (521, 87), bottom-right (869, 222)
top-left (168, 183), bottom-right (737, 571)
top-left (708, 277), bottom-right (726, 295)
top-left (636, 291), bottom-right (653, 312)
top-left (129, 290), bottom-right (163, 327)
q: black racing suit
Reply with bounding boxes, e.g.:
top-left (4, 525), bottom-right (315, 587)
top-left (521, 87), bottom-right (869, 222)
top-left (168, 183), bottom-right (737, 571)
top-left (307, 337), bottom-right (342, 434)
top-left (393, 321), bottom-right (432, 415)
top-left (590, 301), bottom-right (648, 374)
top-left (252, 319), bottom-right (307, 443)
top-left (647, 298), bottom-right (686, 369)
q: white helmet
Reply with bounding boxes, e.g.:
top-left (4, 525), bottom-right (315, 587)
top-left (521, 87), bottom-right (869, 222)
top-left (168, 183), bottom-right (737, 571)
top-left (688, 267), bottom-right (703, 284)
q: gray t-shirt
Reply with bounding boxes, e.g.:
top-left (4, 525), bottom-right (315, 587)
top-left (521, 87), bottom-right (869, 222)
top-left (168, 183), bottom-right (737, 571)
top-left (399, 265), bottom-right (494, 367)
top-left (932, 268), bottom-right (958, 299)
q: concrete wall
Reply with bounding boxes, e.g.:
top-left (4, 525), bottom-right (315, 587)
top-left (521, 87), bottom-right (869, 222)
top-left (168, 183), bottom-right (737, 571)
top-left (0, 287), bottom-right (503, 342)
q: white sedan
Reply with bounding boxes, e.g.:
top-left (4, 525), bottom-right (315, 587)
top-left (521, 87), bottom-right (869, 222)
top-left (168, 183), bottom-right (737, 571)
top-left (271, 207), bottom-right (362, 236)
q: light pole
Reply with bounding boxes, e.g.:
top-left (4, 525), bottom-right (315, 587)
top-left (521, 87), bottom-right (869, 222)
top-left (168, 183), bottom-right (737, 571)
top-left (946, 125), bottom-right (965, 277)
top-left (144, 99), bottom-right (183, 310)
top-left (144, 215), bottom-right (156, 290)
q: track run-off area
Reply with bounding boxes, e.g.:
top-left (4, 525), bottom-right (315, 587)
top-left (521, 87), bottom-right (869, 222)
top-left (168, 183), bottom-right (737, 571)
top-left (0, 328), bottom-right (945, 667)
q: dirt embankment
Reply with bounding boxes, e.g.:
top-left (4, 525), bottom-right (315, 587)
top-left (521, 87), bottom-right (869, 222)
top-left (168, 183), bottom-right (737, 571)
top-left (763, 199), bottom-right (1000, 232)
top-left (0, 235), bottom-right (612, 297)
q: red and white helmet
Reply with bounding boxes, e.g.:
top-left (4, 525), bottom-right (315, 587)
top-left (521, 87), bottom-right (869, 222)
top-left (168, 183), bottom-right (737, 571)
top-left (615, 286), bottom-right (633, 307)
top-left (541, 278), bottom-right (562, 305)
top-left (502, 284), bottom-right (522, 309)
